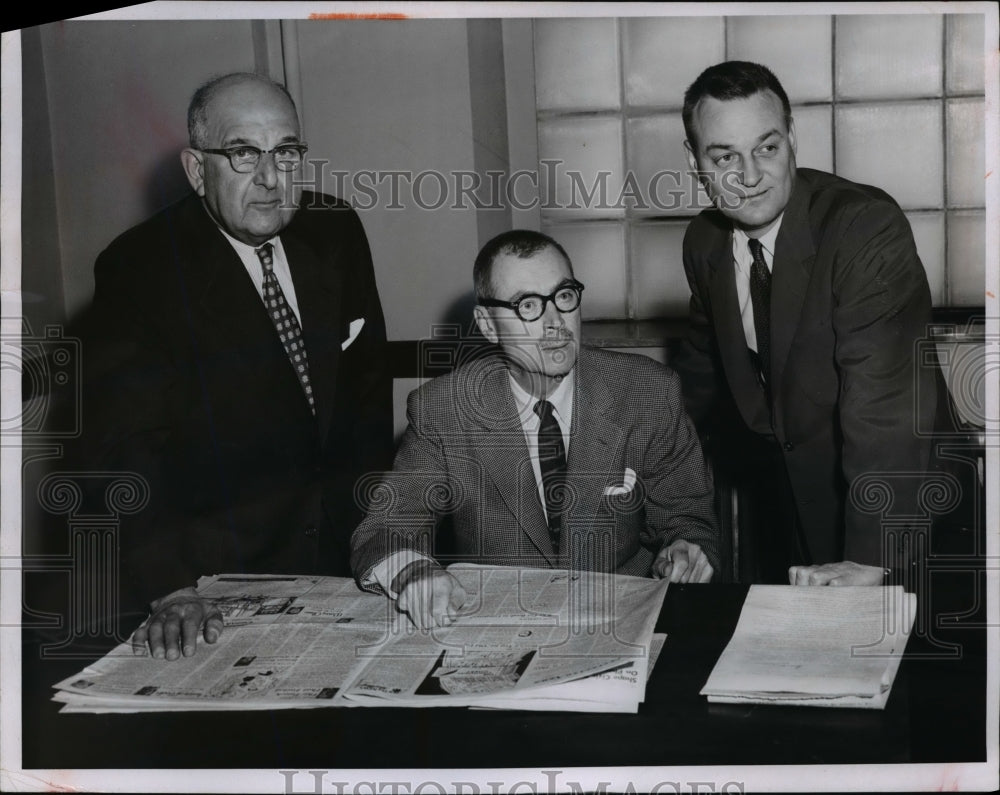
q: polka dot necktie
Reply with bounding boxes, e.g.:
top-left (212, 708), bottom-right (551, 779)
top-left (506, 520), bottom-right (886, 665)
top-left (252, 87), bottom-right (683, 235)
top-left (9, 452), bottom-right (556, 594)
top-left (256, 243), bottom-right (315, 415)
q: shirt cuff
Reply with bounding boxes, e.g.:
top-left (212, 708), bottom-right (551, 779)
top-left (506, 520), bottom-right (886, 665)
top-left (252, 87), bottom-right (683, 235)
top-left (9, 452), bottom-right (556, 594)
top-left (365, 550), bottom-right (436, 598)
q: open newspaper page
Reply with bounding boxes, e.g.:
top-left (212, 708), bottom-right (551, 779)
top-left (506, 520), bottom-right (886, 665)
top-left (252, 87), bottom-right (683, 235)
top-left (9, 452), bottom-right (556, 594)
top-left (54, 568), bottom-right (667, 713)
top-left (469, 633), bottom-right (668, 713)
top-left (195, 573), bottom-right (396, 626)
top-left (53, 575), bottom-right (395, 712)
top-left (700, 585), bottom-right (916, 709)
top-left (339, 565), bottom-right (668, 708)
top-left (52, 623), bottom-right (385, 712)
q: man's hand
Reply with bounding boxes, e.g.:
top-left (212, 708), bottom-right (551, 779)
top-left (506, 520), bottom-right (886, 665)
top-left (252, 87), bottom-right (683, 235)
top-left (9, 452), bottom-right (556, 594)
top-left (392, 560), bottom-right (467, 629)
top-left (789, 560), bottom-right (886, 586)
top-left (131, 586), bottom-right (224, 660)
top-left (652, 539), bottom-right (714, 583)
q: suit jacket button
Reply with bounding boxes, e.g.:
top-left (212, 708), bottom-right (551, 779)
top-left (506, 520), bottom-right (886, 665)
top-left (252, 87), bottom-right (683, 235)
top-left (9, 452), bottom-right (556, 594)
top-left (783, 442), bottom-right (794, 452)
top-left (304, 526), bottom-right (318, 537)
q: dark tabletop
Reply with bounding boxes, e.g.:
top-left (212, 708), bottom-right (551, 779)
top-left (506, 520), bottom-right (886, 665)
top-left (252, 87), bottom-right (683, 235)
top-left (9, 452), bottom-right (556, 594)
top-left (20, 583), bottom-right (987, 770)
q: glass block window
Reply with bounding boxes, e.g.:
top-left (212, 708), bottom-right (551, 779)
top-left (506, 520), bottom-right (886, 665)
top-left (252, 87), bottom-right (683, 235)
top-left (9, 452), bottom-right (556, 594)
top-left (530, 13), bottom-right (987, 318)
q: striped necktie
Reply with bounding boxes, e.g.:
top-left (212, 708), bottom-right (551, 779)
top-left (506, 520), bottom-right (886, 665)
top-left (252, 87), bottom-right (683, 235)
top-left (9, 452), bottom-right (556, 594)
top-left (534, 399), bottom-right (567, 554)
top-left (748, 237), bottom-right (772, 394)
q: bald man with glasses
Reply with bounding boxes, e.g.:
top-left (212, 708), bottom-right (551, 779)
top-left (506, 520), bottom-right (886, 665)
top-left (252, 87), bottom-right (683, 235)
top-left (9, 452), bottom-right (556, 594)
top-left (350, 230), bottom-right (719, 629)
top-left (79, 73), bottom-right (392, 659)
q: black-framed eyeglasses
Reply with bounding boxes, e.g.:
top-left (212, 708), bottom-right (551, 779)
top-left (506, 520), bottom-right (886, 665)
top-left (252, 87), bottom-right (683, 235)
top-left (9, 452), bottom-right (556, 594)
top-left (478, 280), bottom-right (585, 322)
top-left (199, 143), bottom-right (309, 173)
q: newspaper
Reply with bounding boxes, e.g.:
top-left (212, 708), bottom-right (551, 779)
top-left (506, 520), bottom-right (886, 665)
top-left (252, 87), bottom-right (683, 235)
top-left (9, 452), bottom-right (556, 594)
top-left (470, 634), bottom-right (667, 713)
top-left (700, 585), bottom-right (916, 709)
top-left (54, 566), bottom-right (668, 713)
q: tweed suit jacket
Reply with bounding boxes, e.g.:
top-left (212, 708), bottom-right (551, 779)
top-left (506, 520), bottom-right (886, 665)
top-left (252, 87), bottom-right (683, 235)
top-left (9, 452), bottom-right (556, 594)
top-left (351, 346), bottom-right (720, 588)
top-left (79, 191), bottom-right (393, 608)
top-left (675, 167), bottom-right (939, 567)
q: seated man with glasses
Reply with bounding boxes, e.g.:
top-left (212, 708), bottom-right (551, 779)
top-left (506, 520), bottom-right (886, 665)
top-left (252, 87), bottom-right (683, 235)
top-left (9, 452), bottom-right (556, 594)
top-left (78, 72), bottom-right (392, 659)
top-left (351, 230), bottom-right (719, 628)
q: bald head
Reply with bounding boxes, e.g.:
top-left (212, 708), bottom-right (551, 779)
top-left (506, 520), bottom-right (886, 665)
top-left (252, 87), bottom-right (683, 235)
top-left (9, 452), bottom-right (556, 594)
top-left (187, 73), bottom-right (299, 150)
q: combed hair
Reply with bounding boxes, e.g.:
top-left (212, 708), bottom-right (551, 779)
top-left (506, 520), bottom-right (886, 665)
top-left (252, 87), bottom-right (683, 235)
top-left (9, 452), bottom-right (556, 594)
top-left (473, 230), bottom-right (573, 300)
top-left (682, 61), bottom-right (792, 147)
top-left (187, 72), bottom-right (297, 149)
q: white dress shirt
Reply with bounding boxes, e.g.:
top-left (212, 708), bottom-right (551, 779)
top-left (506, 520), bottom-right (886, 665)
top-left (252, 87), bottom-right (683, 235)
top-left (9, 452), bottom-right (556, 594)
top-left (367, 368), bottom-right (577, 596)
top-left (732, 215), bottom-right (782, 352)
top-left (506, 369), bottom-right (574, 520)
top-left (218, 228), bottom-right (303, 324)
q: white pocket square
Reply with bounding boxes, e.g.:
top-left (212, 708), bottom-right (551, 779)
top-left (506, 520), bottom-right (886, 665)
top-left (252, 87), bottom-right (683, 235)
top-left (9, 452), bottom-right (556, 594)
top-left (341, 318), bottom-right (365, 351)
top-left (603, 467), bottom-right (637, 496)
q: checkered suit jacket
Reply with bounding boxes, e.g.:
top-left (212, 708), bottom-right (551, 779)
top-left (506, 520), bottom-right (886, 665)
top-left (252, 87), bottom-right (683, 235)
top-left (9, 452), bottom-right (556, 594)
top-left (350, 346), bottom-right (720, 589)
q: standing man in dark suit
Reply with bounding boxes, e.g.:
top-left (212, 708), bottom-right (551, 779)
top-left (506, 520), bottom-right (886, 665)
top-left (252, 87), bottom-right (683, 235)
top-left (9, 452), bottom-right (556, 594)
top-left (351, 230), bottom-right (719, 629)
top-left (674, 61), bottom-right (939, 586)
top-left (80, 73), bottom-right (392, 658)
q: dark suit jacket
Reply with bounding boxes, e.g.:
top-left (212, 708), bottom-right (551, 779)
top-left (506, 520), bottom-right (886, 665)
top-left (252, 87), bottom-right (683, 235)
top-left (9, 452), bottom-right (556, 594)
top-left (351, 346), bottom-right (720, 588)
top-left (675, 167), bottom-right (938, 567)
top-left (80, 191), bottom-right (392, 608)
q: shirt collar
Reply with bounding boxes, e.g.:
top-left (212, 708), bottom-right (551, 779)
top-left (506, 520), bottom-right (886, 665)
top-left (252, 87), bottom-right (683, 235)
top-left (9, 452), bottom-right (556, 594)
top-left (732, 213), bottom-right (784, 272)
top-left (217, 227), bottom-right (279, 259)
top-left (507, 367), bottom-right (575, 428)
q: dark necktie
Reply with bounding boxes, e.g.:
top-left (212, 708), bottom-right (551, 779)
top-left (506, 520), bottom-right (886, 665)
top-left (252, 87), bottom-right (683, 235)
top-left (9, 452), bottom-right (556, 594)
top-left (748, 237), bottom-right (772, 390)
top-left (256, 243), bottom-right (316, 415)
top-left (534, 399), bottom-right (567, 555)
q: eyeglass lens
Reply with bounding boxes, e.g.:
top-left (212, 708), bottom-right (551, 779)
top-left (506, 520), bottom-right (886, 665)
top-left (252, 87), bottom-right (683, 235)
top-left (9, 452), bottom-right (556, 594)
top-left (517, 287), bottom-right (580, 321)
top-left (230, 146), bottom-right (304, 172)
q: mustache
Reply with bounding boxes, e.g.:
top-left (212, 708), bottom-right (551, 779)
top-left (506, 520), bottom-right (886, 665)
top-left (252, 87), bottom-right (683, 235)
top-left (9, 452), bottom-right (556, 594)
top-left (540, 329), bottom-right (575, 345)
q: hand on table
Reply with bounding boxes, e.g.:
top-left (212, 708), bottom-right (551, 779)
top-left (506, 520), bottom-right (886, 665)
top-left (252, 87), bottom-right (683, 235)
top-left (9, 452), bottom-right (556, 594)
top-left (789, 560), bottom-right (885, 586)
top-left (652, 539), bottom-right (714, 583)
top-left (131, 586), bottom-right (224, 660)
top-left (392, 560), bottom-right (467, 629)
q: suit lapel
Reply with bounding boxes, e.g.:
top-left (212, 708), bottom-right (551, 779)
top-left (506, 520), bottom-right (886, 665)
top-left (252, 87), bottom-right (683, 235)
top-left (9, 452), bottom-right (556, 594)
top-left (188, 199), bottom-right (338, 435)
top-left (189, 202), bottom-right (291, 371)
top-left (563, 348), bottom-right (625, 568)
top-left (705, 224), bottom-right (770, 432)
top-left (282, 233), bottom-right (343, 442)
top-left (468, 357), bottom-right (556, 563)
top-left (770, 175), bottom-right (816, 411)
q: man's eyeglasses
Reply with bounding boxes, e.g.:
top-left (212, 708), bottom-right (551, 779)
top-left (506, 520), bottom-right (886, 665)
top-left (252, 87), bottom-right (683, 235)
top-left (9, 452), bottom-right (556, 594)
top-left (478, 280), bottom-right (585, 322)
top-left (200, 143), bottom-right (309, 173)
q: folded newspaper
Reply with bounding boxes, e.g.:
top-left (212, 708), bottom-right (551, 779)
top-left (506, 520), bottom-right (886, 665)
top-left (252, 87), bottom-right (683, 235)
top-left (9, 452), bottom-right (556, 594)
top-left (700, 585), bottom-right (916, 709)
top-left (53, 565), bottom-right (668, 714)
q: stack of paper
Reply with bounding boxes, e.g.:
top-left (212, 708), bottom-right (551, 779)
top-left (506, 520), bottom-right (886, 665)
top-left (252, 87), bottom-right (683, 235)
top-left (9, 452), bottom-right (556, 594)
top-left (700, 585), bottom-right (916, 709)
top-left (53, 566), bottom-right (668, 714)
